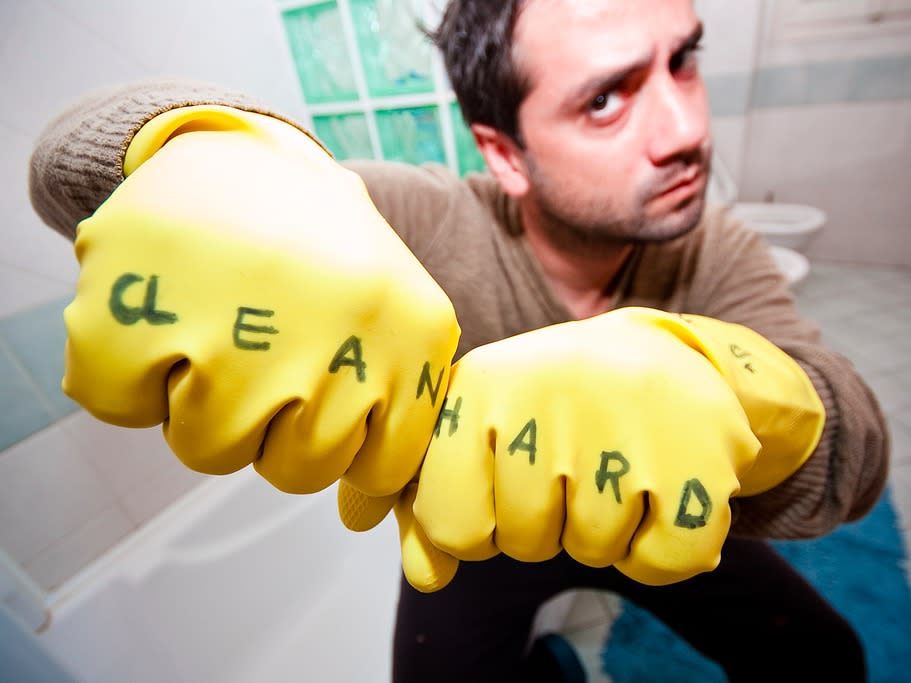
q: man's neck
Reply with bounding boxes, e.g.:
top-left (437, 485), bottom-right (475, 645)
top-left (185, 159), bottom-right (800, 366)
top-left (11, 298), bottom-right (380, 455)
top-left (520, 205), bottom-right (634, 320)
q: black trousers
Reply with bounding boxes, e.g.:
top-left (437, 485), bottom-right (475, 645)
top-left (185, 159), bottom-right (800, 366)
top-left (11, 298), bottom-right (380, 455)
top-left (392, 537), bottom-right (866, 682)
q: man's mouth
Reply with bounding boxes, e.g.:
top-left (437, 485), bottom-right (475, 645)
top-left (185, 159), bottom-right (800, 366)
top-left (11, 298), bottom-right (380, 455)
top-left (657, 167), bottom-right (703, 196)
top-left (651, 166), bottom-right (707, 209)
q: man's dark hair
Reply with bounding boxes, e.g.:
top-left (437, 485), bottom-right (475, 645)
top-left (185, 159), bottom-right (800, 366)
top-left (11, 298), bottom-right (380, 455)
top-left (428, 0), bottom-right (529, 145)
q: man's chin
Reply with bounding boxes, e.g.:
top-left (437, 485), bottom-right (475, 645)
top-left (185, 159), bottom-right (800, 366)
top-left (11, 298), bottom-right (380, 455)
top-left (639, 194), bottom-right (706, 242)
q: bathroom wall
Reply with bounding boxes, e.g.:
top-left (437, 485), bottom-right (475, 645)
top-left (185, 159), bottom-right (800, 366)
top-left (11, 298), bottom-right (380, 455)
top-left (1, 0), bottom-right (909, 596)
top-left (0, 0), bottom-right (308, 594)
top-left (696, 0), bottom-right (911, 267)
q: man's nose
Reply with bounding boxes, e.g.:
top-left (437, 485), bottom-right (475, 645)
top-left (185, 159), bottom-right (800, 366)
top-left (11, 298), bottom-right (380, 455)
top-left (645, 73), bottom-right (709, 164)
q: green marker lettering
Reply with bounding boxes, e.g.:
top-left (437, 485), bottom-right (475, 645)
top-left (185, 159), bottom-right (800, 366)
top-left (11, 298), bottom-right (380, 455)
top-left (328, 335), bottom-right (366, 382)
top-left (595, 450), bottom-right (630, 503)
top-left (109, 273), bottom-right (177, 326)
top-left (416, 361), bottom-right (445, 406)
top-left (233, 307), bottom-right (278, 350)
top-left (508, 419), bottom-right (537, 465)
top-left (434, 396), bottom-right (462, 437)
top-left (675, 478), bottom-right (712, 529)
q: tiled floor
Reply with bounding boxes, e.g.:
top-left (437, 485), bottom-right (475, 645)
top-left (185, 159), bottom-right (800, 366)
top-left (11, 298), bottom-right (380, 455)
top-left (795, 260), bottom-right (911, 549)
top-left (555, 259), bottom-right (911, 682)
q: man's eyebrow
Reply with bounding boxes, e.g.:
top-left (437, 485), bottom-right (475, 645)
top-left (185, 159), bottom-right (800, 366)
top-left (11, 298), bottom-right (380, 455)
top-left (565, 51), bottom-right (655, 106)
top-left (563, 21), bottom-right (704, 108)
top-left (674, 21), bottom-right (704, 54)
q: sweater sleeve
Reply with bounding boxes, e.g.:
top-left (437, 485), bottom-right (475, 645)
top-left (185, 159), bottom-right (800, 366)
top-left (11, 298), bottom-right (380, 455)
top-left (29, 79), bottom-right (322, 241)
top-left (689, 206), bottom-right (890, 539)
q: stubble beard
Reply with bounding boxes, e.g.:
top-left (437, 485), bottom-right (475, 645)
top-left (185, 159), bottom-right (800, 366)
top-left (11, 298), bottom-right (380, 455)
top-left (524, 154), bottom-right (711, 253)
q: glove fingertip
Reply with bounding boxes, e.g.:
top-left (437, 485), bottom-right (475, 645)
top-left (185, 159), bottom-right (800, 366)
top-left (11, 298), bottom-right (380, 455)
top-left (394, 483), bottom-right (460, 592)
top-left (337, 483), bottom-right (396, 532)
top-left (402, 541), bottom-right (460, 593)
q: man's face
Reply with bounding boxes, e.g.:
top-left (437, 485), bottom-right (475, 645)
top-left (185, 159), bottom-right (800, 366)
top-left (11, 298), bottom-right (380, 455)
top-left (512, 0), bottom-right (712, 243)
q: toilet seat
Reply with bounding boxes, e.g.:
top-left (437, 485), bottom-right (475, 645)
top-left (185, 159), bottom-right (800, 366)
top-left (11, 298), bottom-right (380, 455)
top-left (729, 202), bottom-right (826, 251)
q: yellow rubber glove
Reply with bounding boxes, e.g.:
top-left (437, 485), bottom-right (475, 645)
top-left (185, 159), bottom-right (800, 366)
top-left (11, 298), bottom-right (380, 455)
top-left (64, 105), bottom-right (460, 498)
top-left (670, 313), bottom-right (825, 495)
top-left (403, 307), bottom-right (824, 591)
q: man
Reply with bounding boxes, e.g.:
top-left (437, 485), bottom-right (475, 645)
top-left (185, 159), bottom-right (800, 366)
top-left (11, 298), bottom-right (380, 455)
top-left (30, 0), bottom-right (888, 681)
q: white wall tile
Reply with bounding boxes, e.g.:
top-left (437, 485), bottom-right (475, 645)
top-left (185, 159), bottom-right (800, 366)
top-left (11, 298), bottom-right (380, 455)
top-left (45, 0), bottom-right (303, 119)
top-left (0, 121), bottom-right (79, 285)
top-left (0, 1), bottom-right (149, 139)
top-left (865, 368), bottom-right (911, 414)
top-left (710, 116), bottom-right (748, 193)
top-left (60, 411), bottom-right (184, 500)
top-left (44, 0), bottom-right (189, 70)
top-left (757, 3), bottom-right (911, 69)
top-left (24, 505), bottom-right (134, 591)
top-left (0, 263), bottom-right (73, 320)
top-left (739, 100), bottom-right (911, 266)
top-left (0, 1), bottom-right (28, 55)
top-left (2, 206), bottom-right (79, 286)
top-left (154, 0), bottom-right (307, 119)
top-left (694, 0), bottom-right (762, 75)
top-left (0, 122), bottom-right (33, 218)
top-left (118, 462), bottom-right (207, 528)
top-left (56, 411), bottom-right (207, 528)
top-left (0, 424), bottom-right (117, 566)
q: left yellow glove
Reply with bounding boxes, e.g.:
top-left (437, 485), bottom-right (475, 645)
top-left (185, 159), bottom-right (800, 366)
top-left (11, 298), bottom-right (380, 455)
top-left (64, 105), bottom-right (460, 499)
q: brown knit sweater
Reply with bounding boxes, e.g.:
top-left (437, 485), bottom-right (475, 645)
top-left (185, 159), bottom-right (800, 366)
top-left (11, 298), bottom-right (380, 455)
top-left (28, 80), bottom-right (890, 540)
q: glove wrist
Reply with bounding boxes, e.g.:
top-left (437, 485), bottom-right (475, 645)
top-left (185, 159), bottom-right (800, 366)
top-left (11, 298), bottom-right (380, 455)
top-left (668, 312), bottom-right (827, 495)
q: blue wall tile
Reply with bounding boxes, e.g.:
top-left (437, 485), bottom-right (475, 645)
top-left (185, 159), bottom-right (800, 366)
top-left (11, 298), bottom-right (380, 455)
top-left (708, 55), bottom-right (911, 117)
top-left (0, 297), bottom-right (77, 450)
top-left (851, 55), bottom-right (911, 102)
top-left (0, 344), bottom-right (55, 452)
top-left (705, 73), bottom-right (751, 117)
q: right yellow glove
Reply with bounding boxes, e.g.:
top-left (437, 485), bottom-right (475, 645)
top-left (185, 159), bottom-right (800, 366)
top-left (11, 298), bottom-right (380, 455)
top-left (64, 105), bottom-right (460, 499)
top-left (406, 308), bottom-right (766, 591)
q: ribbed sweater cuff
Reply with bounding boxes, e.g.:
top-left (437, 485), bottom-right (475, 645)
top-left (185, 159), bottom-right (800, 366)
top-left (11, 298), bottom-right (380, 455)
top-left (28, 79), bottom-right (320, 240)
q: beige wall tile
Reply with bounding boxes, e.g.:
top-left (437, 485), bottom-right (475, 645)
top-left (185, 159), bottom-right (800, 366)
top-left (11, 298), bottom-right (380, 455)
top-left (24, 505), bottom-right (134, 591)
top-left (118, 462), bottom-right (207, 528)
top-left (739, 100), bottom-right (911, 266)
top-left (0, 263), bottom-right (73, 319)
top-left (0, 424), bottom-right (116, 565)
top-left (695, 0), bottom-right (762, 75)
top-left (60, 412), bottom-right (181, 499)
top-left (0, 2), bottom-right (147, 139)
top-left (710, 116), bottom-right (749, 192)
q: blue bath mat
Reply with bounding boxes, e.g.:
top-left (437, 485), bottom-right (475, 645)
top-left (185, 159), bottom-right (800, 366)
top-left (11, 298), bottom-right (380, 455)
top-left (600, 485), bottom-right (911, 683)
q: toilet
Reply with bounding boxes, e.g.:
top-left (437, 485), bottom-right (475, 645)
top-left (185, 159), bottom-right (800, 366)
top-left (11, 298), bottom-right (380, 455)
top-left (727, 202), bottom-right (826, 252)
top-left (766, 244), bottom-right (811, 288)
top-left (727, 203), bottom-right (825, 288)
top-left (708, 155), bottom-right (826, 289)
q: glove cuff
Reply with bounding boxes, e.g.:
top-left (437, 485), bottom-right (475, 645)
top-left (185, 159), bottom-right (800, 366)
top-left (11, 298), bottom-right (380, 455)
top-left (29, 78), bottom-right (325, 241)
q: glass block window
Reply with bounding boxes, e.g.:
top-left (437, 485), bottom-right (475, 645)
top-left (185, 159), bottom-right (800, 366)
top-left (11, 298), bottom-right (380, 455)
top-left (312, 113), bottom-right (375, 159)
top-left (450, 101), bottom-right (486, 176)
top-left (375, 106), bottom-right (445, 164)
top-left (282, 3), bottom-right (359, 104)
top-left (349, 0), bottom-right (435, 97)
top-left (277, 0), bottom-right (487, 175)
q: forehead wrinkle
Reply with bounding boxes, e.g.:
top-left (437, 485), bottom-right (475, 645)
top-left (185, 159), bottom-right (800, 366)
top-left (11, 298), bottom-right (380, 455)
top-left (514, 0), bottom-right (701, 115)
top-left (513, 0), bottom-right (657, 83)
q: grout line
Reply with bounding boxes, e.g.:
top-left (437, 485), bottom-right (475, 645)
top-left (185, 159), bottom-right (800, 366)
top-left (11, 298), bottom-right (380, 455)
top-left (42, 0), bottom-right (157, 72)
top-left (0, 335), bottom-right (58, 430)
top-left (0, 259), bottom-right (77, 290)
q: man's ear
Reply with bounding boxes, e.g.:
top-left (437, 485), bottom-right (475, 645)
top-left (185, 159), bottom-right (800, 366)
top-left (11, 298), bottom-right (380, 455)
top-left (471, 123), bottom-right (529, 197)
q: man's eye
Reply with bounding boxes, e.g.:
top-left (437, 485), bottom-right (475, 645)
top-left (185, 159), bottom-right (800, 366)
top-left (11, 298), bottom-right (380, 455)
top-left (590, 91), bottom-right (625, 120)
top-left (670, 44), bottom-right (702, 74)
